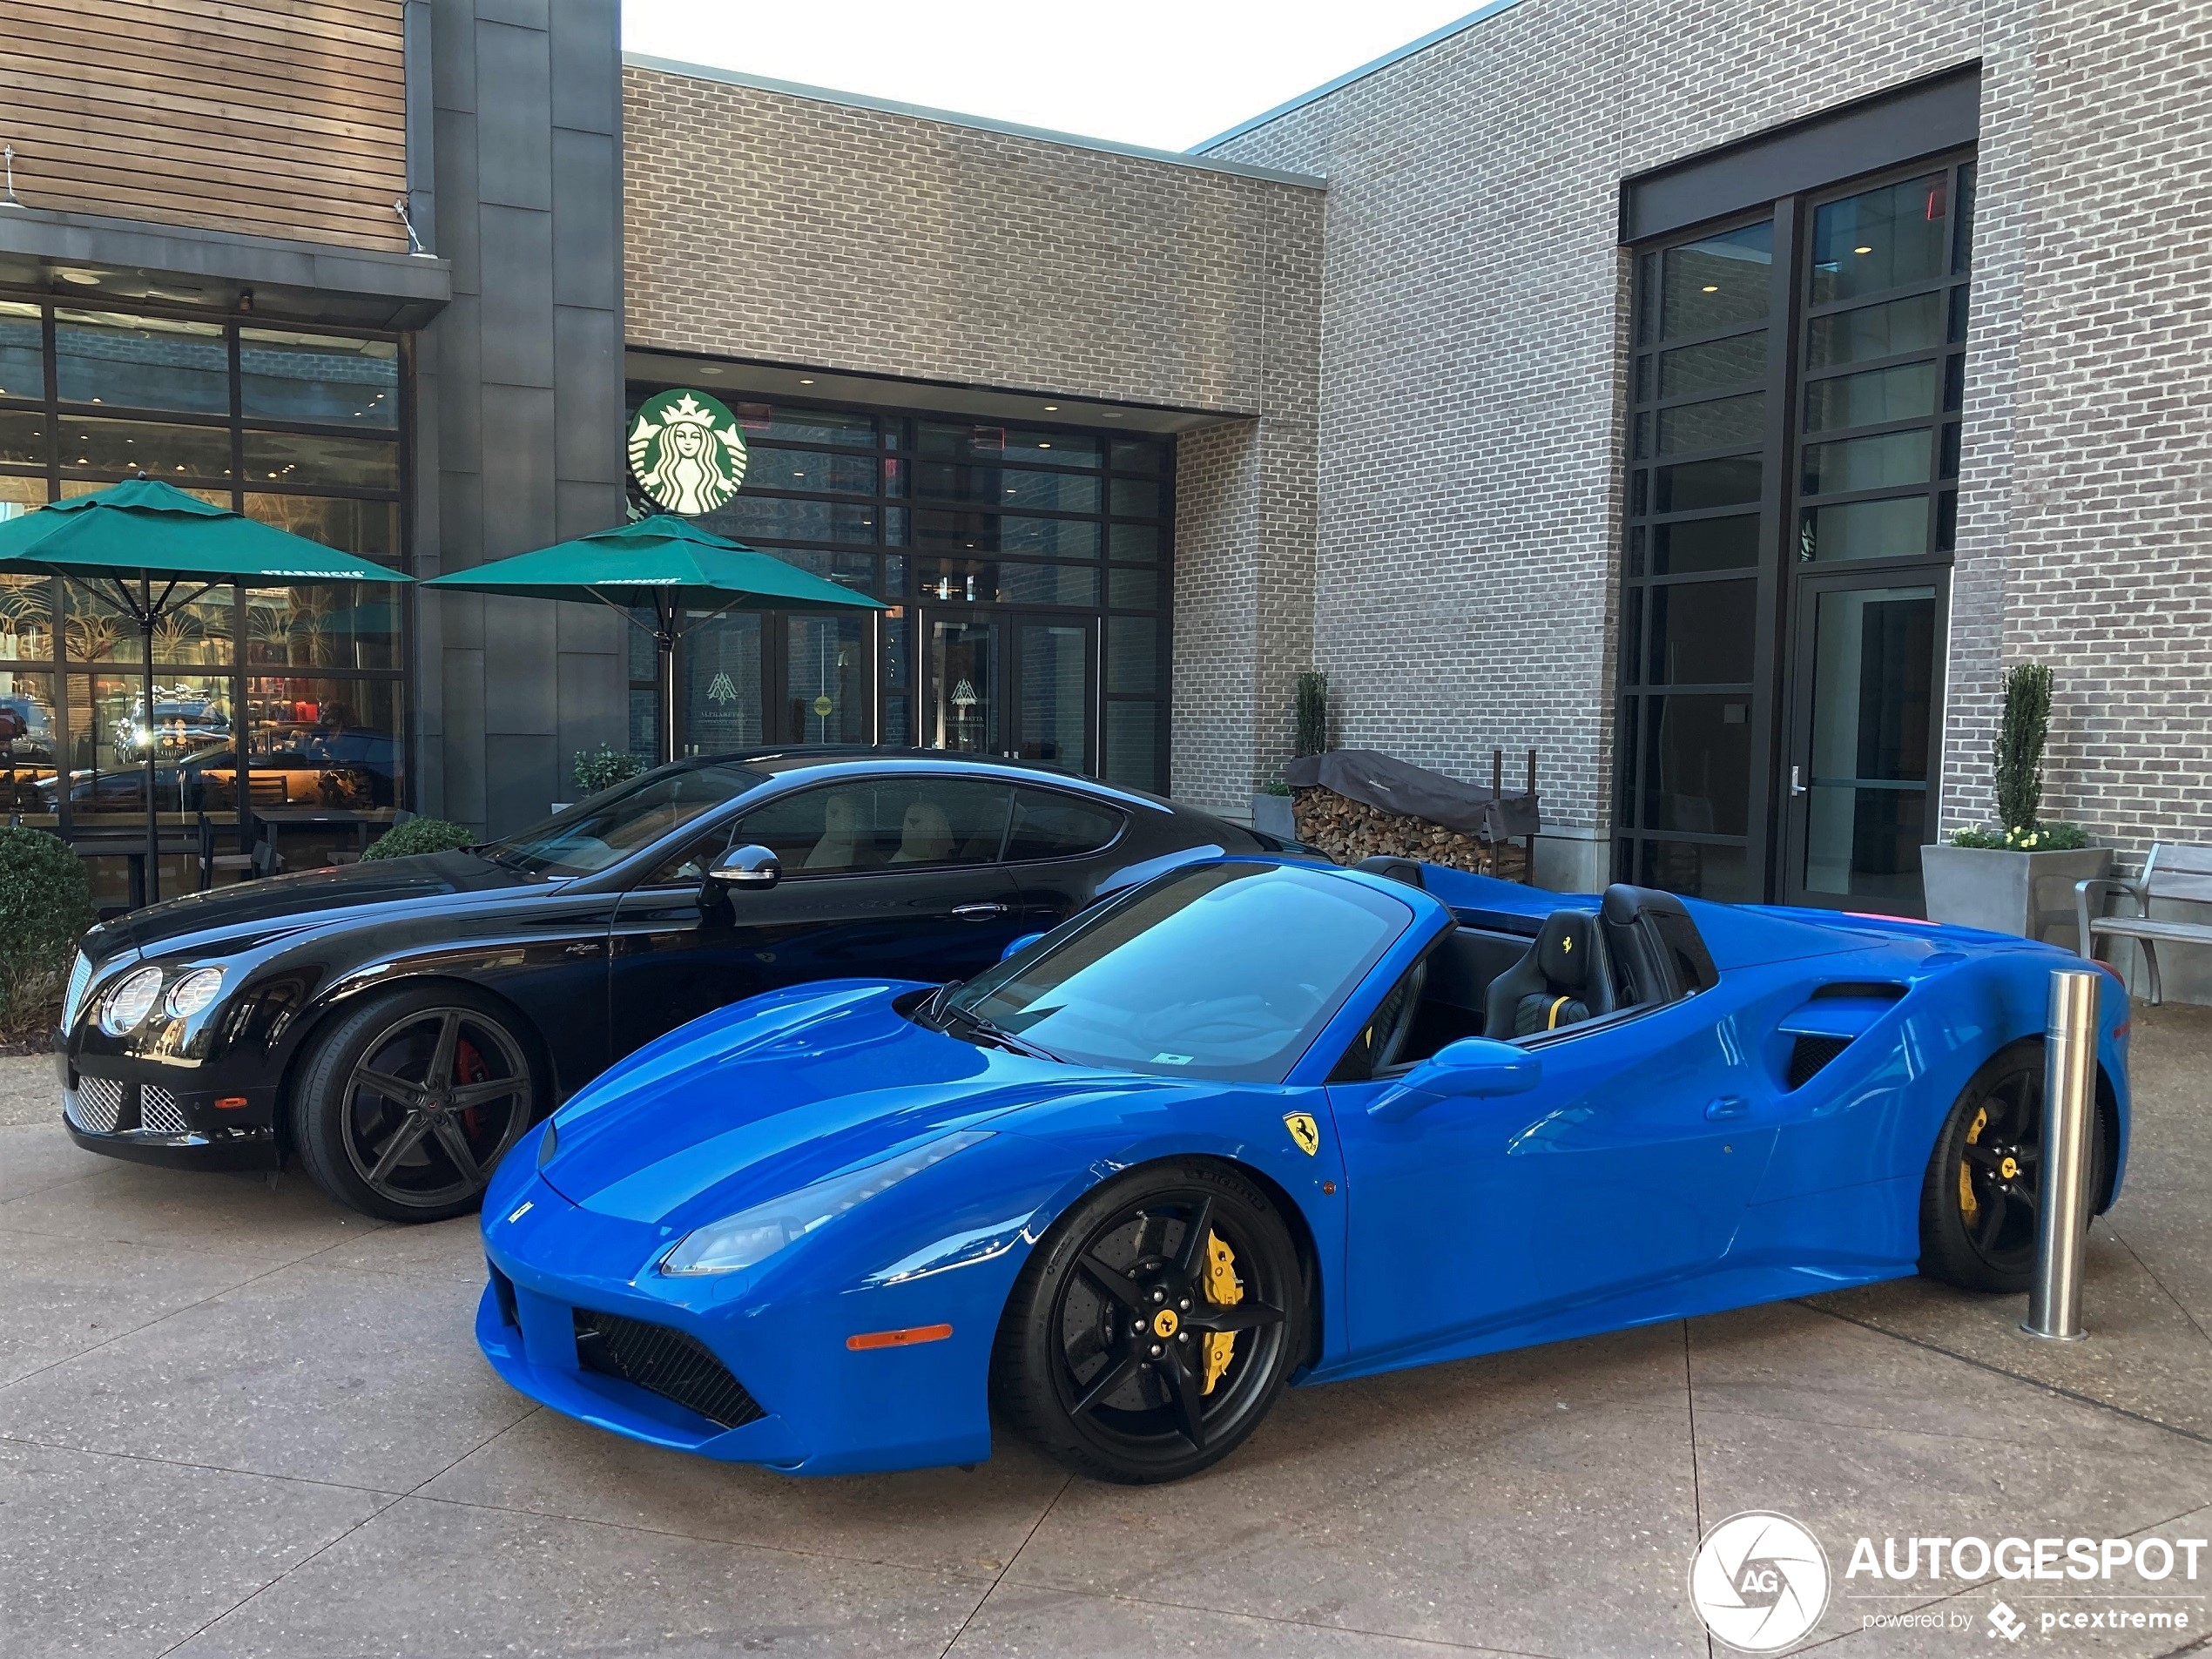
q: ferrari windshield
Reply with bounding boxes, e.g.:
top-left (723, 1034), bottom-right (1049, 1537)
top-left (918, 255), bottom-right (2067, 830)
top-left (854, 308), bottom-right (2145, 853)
top-left (484, 760), bottom-right (766, 878)
top-left (946, 861), bottom-right (1414, 1082)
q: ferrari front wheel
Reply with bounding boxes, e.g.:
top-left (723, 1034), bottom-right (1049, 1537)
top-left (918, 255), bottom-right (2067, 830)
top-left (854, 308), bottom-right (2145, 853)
top-left (1918, 1039), bottom-right (2106, 1294)
top-left (994, 1160), bottom-right (1305, 1483)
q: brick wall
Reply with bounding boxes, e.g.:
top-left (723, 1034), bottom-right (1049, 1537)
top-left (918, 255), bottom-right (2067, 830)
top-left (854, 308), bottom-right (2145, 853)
top-left (620, 63), bottom-right (1324, 812)
top-left (1210, 0), bottom-right (2212, 865)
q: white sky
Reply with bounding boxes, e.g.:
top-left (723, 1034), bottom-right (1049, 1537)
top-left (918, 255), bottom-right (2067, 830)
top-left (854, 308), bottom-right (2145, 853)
top-left (620, 1), bottom-right (1488, 153)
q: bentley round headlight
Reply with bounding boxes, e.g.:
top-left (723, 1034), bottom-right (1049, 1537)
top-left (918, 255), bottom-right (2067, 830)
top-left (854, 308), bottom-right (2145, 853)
top-left (99, 967), bottom-right (165, 1035)
top-left (165, 967), bottom-right (226, 1020)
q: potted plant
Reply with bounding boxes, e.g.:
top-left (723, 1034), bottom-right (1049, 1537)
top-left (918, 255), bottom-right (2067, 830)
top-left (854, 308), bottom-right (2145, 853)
top-left (1920, 663), bottom-right (2107, 940)
top-left (1253, 671), bottom-right (1327, 839)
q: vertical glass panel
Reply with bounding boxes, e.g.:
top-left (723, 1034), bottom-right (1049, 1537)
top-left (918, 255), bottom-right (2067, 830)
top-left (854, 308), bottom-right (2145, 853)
top-left (1799, 496), bottom-right (1928, 563)
top-left (1109, 524), bottom-right (1158, 563)
top-left (55, 312), bottom-right (228, 414)
top-left (1635, 838), bottom-right (1751, 903)
top-left (1638, 694), bottom-right (1751, 835)
top-left (1801, 585), bottom-right (1937, 904)
top-left (1811, 173), bottom-right (1949, 304)
top-left (1649, 515), bottom-right (1759, 574)
top-left (0, 302), bottom-right (42, 402)
top-left (1802, 429), bottom-right (1930, 495)
top-left (1804, 292), bottom-right (1946, 368)
top-left (1656, 393), bottom-right (1764, 455)
top-left (1648, 581), bottom-right (1757, 685)
top-left (1108, 567), bottom-right (1158, 610)
top-left (786, 616), bottom-right (867, 744)
top-left (1652, 456), bottom-right (1760, 512)
top-left (0, 666), bottom-right (59, 824)
top-left (1109, 440), bottom-right (1163, 475)
top-left (1103, 701), bottom-right (1158, 791)
top-left (58, 416), bottom-right (233, 481)
top-left (1109, 478), bottom-right (1161, 518)
top-left (245, 495), bottom-right (401, 563)
top-left (64, 582), bottom-right (234, 664)
top-left (1017, 624), bottom-right (1089, 769)
top-left (0, 572), bottom-right (55, 660)
top-left (242, 429), bottom-right (399, 492)
top-left (244, 584), bottom-right (398, 670)
top-left (741, 447), bottom-right (878, 495)
top-left (926, 619), bottom-right (1000, 754)
top-left (1660, 222), bottom-right (1771, 340)
top-left (66, 670), bottom-right (238, 821)
top-left (681, 611), bottom-right (761, 756)
top-left (1106, 616), bottom-right (1157, 695)
top-left (242, 676), bottom-right (401, 816)
top-left (239, 330), bottom-right (399, 428)
top-left (0, 410), bottom-right (48, 468)
top-left (1804, 361), bottom-right (1937, 431)
top-left (1656, 331), bottom-right (1767, 399)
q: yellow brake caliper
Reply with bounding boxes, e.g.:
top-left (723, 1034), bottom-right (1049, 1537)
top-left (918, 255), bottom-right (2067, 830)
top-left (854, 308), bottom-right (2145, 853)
top-left (1959, 1104), bottom-right (1988, 1223)
top-left (1201, 1231), bottom-right (1242, 1394)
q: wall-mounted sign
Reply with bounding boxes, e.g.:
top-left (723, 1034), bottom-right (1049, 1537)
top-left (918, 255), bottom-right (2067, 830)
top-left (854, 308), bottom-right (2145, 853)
top-left (628, 388), bottom-right (748, 516)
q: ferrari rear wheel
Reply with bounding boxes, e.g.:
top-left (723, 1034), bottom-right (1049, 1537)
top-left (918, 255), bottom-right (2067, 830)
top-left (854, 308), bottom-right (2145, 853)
top-left (291, 985), bottom-right (540, 1224)
top-left (993, 1159), bottom-right (1305, 1483)
top-left (1918, 1039), bottom-right (2105, 1294)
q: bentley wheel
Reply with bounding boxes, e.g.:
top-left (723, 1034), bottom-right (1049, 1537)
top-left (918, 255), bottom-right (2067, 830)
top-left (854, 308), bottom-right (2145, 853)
top-left (1919, 1040), bottom-right (2104, 1294)
top-left (994, 1159), bottom-right (1305, 1483)
top-left (292, 986), bottom-right (540, 1223)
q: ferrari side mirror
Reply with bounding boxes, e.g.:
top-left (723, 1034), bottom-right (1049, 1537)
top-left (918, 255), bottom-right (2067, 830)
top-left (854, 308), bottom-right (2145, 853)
top-left (1368, 1036), bottom-right (1541, 1122)
top-left (1000, 931), bottom-right (1046, 962)
top-left (708, 843), bottom-right (781, 890)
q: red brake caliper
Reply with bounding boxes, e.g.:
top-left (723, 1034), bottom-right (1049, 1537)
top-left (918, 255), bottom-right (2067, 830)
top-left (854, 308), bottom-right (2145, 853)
top-left (455, 1036), bottom-right (490, 1140)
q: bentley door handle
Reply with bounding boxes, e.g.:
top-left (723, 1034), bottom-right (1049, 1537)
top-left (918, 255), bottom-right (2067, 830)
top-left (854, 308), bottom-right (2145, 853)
top-left (952, 901), bottom-right (1009, 920)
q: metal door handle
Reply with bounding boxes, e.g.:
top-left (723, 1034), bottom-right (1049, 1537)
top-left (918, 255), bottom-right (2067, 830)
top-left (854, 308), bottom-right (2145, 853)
top-left (1705, 1096), bottom-right (1750, 1121)
top-left (1790, 765), bottom-right (1808, 797)
top-left (952, 902), bottom-right (1008, 920)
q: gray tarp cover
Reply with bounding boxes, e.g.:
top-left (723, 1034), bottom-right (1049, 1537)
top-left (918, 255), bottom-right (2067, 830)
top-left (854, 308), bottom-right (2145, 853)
top-left (1284, 749), bottom-right (1540, 841)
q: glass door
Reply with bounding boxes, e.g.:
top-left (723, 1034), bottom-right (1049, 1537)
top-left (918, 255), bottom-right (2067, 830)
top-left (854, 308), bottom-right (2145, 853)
top-left (922, 614), bottom-right (1001, 755)
top-left (782, 614), bottom-right (869, 745)
top-left (1011, 617), bottom-right (1095, 771)
top-left (920, 610), bottom-right (1096, 767)
top-left (1781, 572), bottom-right (1946, 912)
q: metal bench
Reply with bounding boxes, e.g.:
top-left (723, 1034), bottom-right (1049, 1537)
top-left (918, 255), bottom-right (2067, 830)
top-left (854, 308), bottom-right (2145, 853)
top-left (2075, 843), bottom-right (2212, 1005)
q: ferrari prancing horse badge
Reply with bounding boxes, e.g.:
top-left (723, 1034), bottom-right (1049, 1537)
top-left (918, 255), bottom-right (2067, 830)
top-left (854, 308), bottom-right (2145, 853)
top-left (1284, 1112), bottom-right (1321, 1157)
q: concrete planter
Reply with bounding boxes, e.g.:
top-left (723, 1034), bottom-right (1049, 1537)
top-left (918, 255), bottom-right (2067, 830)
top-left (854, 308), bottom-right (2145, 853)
top-left (1251, 793), bottom-right (1296, 840)
top-left (1919, 842), bottom-right (2109, 942)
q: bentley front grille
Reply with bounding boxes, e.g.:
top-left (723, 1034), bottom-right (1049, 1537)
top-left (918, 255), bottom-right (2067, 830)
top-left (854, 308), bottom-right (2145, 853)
top-left (571, 1308), bottom-right (765, 1430)
top-left (138, 1084), bottom-right (188, 1136)
top-left (65, 1075), bottom-right (126, 1134)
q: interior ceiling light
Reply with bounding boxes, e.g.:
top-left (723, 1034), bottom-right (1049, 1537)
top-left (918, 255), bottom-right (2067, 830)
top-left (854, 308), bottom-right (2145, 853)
top-left (1854, 245), bottom-right (1873, 254)
top-left (1702, 285), bottom-right (1718, 293)
top-left (798, 377), bottom-right (814, 385)
top-left (1043, 404), bottom-right (1059, 411)
top-left (57, 268), bottom-right (101, 285)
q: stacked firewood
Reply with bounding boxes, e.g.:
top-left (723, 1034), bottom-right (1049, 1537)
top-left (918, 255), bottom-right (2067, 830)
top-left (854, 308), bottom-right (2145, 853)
top-left (1291, 787), bottom-right (1530, 881)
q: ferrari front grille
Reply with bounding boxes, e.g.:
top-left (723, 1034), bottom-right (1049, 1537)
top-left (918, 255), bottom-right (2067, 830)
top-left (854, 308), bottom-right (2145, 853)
top-left (1786, 1034), bottom-right (1852, 1090)
top-left (571, 1308), bottom-right (765, 1430)
top-left (65, 1075), bottom-right (125, 1134)
top-left (138, 1084), bottom-right (188, 1136)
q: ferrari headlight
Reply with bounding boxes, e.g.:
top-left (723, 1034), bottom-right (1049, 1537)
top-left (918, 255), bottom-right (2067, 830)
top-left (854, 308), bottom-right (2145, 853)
top-left (99, 967), bottom-right (165, 1036)
top-left (659, 1130), bottom-right (994, 1278)
top-left (165, 967), bottom-right (226, 1020)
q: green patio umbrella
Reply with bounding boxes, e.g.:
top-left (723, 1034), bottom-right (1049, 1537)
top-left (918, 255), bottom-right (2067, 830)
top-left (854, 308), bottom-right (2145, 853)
top-left (421, 515), bottom-right (886, 765)
top-left (0, 477), bottom-right (410, 902)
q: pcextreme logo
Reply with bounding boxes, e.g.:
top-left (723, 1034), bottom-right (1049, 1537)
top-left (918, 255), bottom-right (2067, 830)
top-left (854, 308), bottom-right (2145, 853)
top-left (1689, 1512), bottom-right (1831, 1652)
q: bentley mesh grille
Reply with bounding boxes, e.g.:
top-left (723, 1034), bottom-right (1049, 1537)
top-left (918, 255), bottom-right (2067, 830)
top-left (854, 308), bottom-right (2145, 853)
top-left (1786, 1034), bottom-right (1853, 1091)
top-left (570, 1308), bottom-right (764, 1430)
top-left (138, 1084), bottom-right (188, 1136)
top-left (66, 1075), bottom-right (125, 1134)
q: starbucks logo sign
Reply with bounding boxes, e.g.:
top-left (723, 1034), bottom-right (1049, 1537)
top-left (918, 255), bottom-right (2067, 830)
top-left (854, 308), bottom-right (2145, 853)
top-left (628, 388), bottom-right (748, 516)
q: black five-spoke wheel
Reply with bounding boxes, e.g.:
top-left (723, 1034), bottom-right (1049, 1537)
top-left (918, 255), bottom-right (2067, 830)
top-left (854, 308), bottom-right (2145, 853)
top-left (293, 986), bottom-right (540, 1222)
top-left (995, 1160), bottom-right (1305, 1483)
top-left (1919, 1038), bottom-right (2107, 1294)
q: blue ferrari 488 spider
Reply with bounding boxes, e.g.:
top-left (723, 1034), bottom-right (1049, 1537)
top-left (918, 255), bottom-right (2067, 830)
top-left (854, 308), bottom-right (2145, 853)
top-left (478, 856), bottom-right (2128, 1483)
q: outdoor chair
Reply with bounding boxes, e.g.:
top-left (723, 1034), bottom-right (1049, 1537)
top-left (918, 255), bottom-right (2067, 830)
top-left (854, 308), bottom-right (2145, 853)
top-left (2075, 842), bottom-right (2212, 1005)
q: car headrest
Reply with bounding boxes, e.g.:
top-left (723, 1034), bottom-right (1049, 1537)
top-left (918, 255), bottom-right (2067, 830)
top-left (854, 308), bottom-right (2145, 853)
top-left (1600, 883), bottom-right (1720, 1001)
top-left (1535, 911), bottom-right (1596, 992)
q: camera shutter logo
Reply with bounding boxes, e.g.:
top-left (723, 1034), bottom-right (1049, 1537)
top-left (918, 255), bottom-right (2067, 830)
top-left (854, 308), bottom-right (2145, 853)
top-left (629, 389), bottom-right (748, 516)
top-left (1689, 1511), bottom-right (1831, 1653)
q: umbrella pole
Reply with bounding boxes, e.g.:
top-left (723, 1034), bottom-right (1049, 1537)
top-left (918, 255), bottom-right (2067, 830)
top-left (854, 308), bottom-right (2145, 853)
top-left (657, 590), bottom-right (678, 766)
top-left (140, 605), bottom-right (158, 907)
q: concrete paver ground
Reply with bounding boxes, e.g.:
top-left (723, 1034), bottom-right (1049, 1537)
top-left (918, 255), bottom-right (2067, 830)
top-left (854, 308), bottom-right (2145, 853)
top-left (3, 1005), bottom-right (2208, 1657)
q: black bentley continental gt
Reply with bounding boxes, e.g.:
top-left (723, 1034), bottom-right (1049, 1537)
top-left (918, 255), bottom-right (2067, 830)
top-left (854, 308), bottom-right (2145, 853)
top-left (58, 751), bottom-right (1282, 1220)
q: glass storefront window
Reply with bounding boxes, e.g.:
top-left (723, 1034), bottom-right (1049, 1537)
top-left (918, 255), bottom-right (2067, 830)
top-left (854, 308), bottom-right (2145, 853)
top-left (245, 495), bottom-right (401, 564)
top-left (64, 670), bottom-right (236, 821)
top-left (0, 302), bottom-right (42, 401)
top-left (743, 447), bottom-right (879, 496)
top-left (243, 429), bottom-right (399, 493)
top-left (1811, 173), bottom-right (1950, 306)
top-left (58, 416), bottom-right (233, 482)
top-left (0, 668), bottom-right (59, 824)
top-left (63, 582), bottom-right (235, 665)
top-left (0, 409), bottom-right (48, 468)
top-left (914, 510), bottom-right (1099, 559)
top-left (1659, 223), bottom-right (1771, 340)
top-left (239, 329), bottom-right (399, 428)
top-left (245, 677), bottom-right (401, 813)
top-left (914, 463), bottom-right (1101, 513)
top-left (785, 616), bottom-right (867, 744)
top-left (245, 584), bottom-right (399, 671)
top-left (55, 311), bottom-right (229, 415)
top-left (0, 572), bottom-right (54, 659)
top-left (913, 557), bottom-right (1097, 607)
top-left (734, 405), bottom-right (875, 447)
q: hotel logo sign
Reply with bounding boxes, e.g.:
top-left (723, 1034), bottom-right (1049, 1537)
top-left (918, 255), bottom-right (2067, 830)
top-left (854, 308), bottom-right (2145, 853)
top-left (629, 388), bottom-right (748, 516)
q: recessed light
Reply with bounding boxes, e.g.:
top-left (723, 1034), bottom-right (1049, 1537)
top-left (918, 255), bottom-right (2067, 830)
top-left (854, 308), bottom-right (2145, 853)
top-left (1038, 442), bottom-right (1051, 448)
top-left (1043, 405), bottom-right (1059, 412)
top-left (1854, 245), bottom-right (1872, 254)
top-left (798, 377), bottom-right (814, 385)
top-left (1702, 285), bottom-right (1717, 293)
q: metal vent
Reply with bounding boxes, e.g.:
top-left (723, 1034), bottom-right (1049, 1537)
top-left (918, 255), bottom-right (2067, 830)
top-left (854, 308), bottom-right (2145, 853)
top-left (1787, 1034), bottom-right (1852, 1090)
top-left (65, 1075), bottom-right (125, 1134)
top-left (139, 1084), bottom-right (188, 1136)
top-left (571, 1308), bottom-right (765, 1430)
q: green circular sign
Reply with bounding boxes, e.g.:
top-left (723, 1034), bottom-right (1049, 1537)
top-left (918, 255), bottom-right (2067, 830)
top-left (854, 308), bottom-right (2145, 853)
top-left (627, 388), bottom-right (748, 516)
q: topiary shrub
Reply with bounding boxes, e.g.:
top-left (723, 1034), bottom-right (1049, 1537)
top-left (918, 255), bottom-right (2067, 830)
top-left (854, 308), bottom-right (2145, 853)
top-left (362, 817), bottom-right (476, 862)
top-left (0, 826), bottom-right (94, 1035)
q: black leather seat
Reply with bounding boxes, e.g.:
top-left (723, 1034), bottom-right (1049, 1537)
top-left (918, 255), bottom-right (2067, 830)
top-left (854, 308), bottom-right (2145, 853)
top-left (1482, 910), bottom-right (1615, 1039)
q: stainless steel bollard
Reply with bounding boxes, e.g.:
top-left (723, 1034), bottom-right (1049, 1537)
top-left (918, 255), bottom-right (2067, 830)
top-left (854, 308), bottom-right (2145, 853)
top-left (2021, 968), bottom-right (2101, 1340)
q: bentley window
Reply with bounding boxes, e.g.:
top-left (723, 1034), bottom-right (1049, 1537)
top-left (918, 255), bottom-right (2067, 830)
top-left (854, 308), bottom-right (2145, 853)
top-left (945, 861), bottom-right (1413, 1080)
top-left (738, 779), bottom-right (1015, 873)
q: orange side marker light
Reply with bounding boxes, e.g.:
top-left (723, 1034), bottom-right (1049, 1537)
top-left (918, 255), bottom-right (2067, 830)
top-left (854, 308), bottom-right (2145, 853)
top-left (214, 1096), bottom-right (249, 1109)
top-left (846, 1323), bottom-right (954, 1352)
